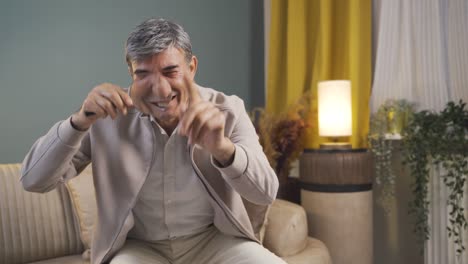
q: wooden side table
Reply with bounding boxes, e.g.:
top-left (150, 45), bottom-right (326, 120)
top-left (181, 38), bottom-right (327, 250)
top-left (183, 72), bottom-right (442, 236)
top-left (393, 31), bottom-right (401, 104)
top-left (299, 148), bottom-right (373, 264)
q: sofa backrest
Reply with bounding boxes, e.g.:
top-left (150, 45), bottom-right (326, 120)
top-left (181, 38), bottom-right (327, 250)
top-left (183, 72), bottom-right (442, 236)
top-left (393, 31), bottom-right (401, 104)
top-left (0, 164), bottom-right (83, 264)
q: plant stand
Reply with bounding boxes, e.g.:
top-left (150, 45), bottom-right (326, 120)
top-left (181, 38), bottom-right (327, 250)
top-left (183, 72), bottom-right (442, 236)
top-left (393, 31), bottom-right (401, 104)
top-left (299, 148), bottom-right (373, 264)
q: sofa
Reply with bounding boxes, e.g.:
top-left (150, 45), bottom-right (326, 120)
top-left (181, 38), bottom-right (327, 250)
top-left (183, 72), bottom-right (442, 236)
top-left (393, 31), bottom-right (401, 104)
top-left (0, 163), bottom-right (331, 264)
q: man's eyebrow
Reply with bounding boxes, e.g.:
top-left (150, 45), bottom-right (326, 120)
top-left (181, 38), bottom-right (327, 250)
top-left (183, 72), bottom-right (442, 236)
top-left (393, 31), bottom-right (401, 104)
top-left (162, 65), bottom-right (179, 71)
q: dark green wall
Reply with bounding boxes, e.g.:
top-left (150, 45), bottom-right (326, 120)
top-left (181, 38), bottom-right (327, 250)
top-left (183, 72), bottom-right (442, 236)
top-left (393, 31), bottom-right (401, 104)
top-left (0, 0), bottom-right (264, 163)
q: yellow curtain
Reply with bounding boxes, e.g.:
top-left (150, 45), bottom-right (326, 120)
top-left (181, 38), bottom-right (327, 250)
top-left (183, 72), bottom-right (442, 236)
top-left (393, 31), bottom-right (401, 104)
top-left (267, 0), bottom-right (371, 148)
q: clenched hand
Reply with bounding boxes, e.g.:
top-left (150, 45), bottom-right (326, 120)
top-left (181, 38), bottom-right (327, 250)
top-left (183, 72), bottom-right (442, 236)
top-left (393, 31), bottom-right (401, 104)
top-left (71, 83), bottom-right (134, 131)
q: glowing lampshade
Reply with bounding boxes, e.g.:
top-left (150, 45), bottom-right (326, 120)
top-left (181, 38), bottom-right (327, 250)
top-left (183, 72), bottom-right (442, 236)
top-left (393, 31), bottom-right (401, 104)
top-left (318, 80), bottom-right (352, 137)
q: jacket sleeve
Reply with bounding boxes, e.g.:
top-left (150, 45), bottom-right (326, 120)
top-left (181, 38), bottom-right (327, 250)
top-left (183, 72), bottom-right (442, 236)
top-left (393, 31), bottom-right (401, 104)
top-left (20, 117), bottom-right (91, 193)
top-left (211, 97), bottom-right (279, 205)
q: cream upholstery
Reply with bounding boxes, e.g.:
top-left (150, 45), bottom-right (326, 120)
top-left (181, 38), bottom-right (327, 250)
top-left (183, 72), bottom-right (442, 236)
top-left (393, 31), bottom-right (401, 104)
top-left (0, 163), bottom-right (331, 264)
top-left (29, 255), bottom-right (87, 264)
top-left (0, 164), bottom-right (83, 264)
top-left (264, 199), bottom-right (309, 256)
top-left (282, 238), bottom-right (332, 264)
top-left (264, 199), bottom-right (332, 264)
top-left (65, 165), bottom-right (96, 250)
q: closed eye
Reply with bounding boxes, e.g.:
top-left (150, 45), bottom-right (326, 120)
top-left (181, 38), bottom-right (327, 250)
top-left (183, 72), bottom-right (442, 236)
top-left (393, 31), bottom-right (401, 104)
top-left (133, 69), bottom-right (150, 79)
top-left (164, 71), bottom-right (179, 77)
top-left (162, 65), bottom-right (179, 77)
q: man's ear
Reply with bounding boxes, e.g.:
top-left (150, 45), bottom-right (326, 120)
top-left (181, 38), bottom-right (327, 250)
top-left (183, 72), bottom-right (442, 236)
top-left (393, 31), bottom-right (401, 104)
top-left (189, 55), bottom-right (198, 79)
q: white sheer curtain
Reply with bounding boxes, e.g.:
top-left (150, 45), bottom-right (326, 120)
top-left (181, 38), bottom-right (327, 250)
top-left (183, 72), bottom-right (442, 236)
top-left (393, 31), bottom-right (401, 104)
top-left (372, 1), bottom-right (468, 264)
top-left (371, 0), bottom-right (468, 112)
top-left (428, 166), bottom-right (468, 264)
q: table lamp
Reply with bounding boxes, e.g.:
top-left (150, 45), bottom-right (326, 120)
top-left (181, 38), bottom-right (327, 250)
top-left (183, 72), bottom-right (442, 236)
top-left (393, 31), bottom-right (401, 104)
top-left (318, 80), bottom-right (352, 149)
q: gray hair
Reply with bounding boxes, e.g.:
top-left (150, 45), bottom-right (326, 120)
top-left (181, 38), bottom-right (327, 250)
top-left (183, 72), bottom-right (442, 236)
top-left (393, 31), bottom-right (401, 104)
top-left (125, 18), bottom-right (192, 66)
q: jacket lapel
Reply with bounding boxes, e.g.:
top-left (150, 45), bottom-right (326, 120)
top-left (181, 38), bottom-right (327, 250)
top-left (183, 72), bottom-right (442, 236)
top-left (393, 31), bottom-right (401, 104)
top-left (190, 145), bottom-right (257, 241)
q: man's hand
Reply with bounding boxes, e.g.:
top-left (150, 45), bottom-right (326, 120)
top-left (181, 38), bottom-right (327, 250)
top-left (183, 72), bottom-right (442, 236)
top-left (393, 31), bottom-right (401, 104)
top-left (178, 79), bottom-right (235, 167)
top-left (71, 83), bottom-right (134, 131)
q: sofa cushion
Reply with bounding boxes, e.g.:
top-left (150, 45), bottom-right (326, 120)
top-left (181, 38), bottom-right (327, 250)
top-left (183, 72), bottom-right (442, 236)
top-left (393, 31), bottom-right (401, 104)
top-left (0, 164), bottom-right (83, 264)
top-left (282, 237), bottom-right (332, 264)
top-left (29, 254), bottom-right (89, 264)
top-left (65, 164), bottom-right (97, 251)
top-left (263, 199), bottom-right (308, 257)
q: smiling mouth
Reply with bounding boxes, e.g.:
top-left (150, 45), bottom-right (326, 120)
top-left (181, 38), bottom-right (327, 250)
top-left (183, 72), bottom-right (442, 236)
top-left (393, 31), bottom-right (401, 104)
top-left (151, 94), bottom-right (177, 110)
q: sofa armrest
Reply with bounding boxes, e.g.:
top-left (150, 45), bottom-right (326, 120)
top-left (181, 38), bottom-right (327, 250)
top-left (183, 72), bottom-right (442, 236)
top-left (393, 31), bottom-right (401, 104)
top-left (263, 199), bottom-right (309, 257)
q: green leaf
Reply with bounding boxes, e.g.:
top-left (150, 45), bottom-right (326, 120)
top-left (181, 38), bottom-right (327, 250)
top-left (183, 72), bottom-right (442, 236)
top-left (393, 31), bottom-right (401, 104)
top-left (401, 100), bottom-right (467, 256)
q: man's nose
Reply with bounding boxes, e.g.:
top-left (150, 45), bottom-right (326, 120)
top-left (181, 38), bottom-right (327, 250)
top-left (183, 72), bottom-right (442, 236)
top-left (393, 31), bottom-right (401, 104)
top-left (151, 75), bottom-right (172, 99)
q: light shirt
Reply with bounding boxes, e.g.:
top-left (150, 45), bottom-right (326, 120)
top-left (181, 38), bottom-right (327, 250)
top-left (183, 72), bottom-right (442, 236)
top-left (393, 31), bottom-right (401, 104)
top-left (128, 116), bottom-right (214, 241)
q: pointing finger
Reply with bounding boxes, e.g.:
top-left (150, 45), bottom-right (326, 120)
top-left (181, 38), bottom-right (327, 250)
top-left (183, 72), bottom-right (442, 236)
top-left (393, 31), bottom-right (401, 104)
top-left (185, 77), bottom-right (201, 106)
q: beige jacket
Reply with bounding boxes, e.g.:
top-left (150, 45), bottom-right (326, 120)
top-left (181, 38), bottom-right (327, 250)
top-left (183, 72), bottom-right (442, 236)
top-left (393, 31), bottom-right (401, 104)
top-left (21, 87), bottom-right (278, 264)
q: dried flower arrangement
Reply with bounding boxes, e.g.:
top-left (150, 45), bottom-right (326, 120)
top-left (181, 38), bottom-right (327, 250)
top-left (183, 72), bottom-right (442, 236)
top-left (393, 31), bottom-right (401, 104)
top-left (250, 93), bottom-right (311, 195)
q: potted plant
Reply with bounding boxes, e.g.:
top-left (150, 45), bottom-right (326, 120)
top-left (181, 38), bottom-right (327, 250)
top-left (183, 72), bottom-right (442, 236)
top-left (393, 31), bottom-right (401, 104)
top-left (368, 99), bottom-right (415, 213)
top-left (402, 100), bottom-right (468, 255)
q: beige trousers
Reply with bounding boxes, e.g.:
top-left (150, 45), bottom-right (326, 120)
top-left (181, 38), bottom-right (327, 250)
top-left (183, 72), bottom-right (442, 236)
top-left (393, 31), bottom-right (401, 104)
top-left (110, 225), bottom-right (286, 264)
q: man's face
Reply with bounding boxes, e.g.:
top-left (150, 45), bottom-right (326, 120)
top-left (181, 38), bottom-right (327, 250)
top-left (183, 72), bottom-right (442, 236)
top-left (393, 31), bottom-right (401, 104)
top-left (129, 46), bottom-right (197, 130)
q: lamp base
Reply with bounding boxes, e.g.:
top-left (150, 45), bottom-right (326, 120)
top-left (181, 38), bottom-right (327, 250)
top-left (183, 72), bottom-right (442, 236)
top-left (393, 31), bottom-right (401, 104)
top-left (319, 142), bottom-right (352, 150)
